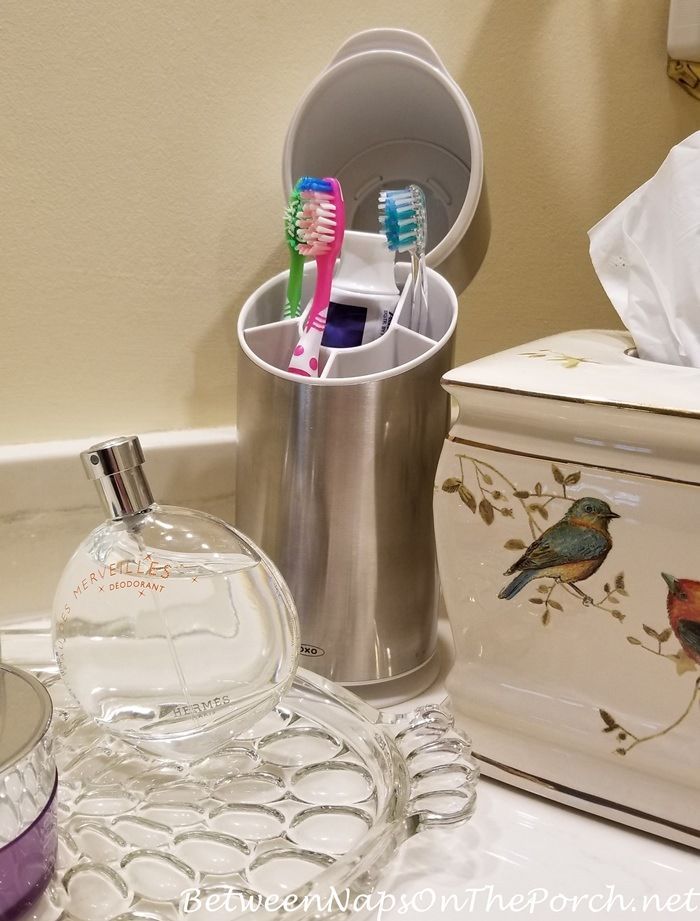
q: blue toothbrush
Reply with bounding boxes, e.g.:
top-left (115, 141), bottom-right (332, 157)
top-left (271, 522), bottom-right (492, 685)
top-left (378, 185), bottom-right (428, 334)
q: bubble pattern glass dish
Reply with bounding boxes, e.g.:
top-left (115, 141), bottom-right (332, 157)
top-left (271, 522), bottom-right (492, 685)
top-left (21, 667), bottom-right (478, 921)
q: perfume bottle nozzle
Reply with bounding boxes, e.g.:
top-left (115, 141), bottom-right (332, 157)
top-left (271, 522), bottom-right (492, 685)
top-left (82, 435), bottom-right (145, 480)
top-left (81, 435), bottom-right (154, 519)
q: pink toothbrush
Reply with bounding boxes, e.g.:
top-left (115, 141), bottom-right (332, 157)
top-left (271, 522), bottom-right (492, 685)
top-left (288, 177), bottom-right (345, 377)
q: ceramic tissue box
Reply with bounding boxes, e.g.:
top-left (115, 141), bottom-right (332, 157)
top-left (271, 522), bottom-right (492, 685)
top-left (434, 329), bottom-right (700, 848)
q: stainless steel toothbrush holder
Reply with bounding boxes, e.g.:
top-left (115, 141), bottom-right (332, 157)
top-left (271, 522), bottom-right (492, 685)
top-left (236, 263), bottom-right (458, 693)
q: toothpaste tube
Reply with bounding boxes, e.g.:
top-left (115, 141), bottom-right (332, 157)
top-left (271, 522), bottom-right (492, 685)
top-left (320, 230), bottom-right (399, 349)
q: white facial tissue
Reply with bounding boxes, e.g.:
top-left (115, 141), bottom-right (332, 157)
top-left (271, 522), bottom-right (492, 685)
top-left (589, 131), bottom-right (700, 367)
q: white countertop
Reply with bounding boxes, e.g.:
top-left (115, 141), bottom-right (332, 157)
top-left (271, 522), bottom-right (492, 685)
top-left (364, 623), bottom-right (699, 921)
top-left (365, 781), bottom-right (699, 921)
top-left (6, 619), bottom-right (697, 921)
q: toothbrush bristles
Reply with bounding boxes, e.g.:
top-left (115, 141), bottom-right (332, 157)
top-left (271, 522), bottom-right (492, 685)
top-left (296, 188), bottom-right (339, 256)
top-left (378, 185), bottom-right (426, 253)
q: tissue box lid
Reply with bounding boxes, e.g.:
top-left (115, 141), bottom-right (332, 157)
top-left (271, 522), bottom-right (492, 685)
top-left (443, 329), bottom-right (700, 415)
top-left (442, 329), bottom-right (700, 485)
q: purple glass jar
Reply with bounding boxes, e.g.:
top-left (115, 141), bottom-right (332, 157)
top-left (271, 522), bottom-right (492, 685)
top-left (0, 665), bottom-right (56, 920)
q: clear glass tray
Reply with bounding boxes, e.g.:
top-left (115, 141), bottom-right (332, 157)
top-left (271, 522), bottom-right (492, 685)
top-left (12, 640), bottom-right (478, 921)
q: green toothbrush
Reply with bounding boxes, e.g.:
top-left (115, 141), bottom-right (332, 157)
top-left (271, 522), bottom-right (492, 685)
top-left (282, 181), bottom-right (305, 318)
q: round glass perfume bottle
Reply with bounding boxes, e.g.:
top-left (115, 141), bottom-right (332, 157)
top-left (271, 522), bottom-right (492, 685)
top-left (53, 436), bottom-right (299, 761)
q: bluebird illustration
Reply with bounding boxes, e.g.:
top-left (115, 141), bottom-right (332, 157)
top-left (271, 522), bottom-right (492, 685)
top-left (498, 497), bottom-right (620, 603)
top-left (662, 574), bottom-right (700, 665)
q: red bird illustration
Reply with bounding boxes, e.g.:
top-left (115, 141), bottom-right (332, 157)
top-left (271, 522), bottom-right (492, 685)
top-left (662, 573), bottom-right (700, 665)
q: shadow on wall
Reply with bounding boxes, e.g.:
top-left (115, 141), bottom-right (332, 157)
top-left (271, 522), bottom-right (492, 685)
top-left (189, 191), bottom-right (287, 427)
top-left (448, 0), bottom-right (698, 356)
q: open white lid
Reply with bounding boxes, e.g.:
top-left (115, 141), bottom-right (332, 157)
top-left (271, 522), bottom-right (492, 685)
top-left (282, 29), bottom-right (489, 296)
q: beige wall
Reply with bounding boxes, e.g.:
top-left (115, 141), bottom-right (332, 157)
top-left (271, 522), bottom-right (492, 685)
top-left (2, 0), bottom-right (697, 444)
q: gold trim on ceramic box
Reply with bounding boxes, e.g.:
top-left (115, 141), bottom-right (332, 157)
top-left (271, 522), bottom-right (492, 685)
top-left (442, 379), bottom-right (700, 422)
top-left (447, 435), bottom-right (700, 488)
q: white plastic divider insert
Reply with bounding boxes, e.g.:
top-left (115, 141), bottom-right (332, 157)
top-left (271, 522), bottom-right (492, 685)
top-left (322, 326), bottom-right (433, 379)
top-left (392, 265), bottom-right (456, 342)
top-left (243, 319), bottom-right (303, 374)
top-left (242, 264), bottom-right (319, 329)
top-left (243, 265), bottom-right (410, 377)
top-left (240, 262), bottom-right (453, 381)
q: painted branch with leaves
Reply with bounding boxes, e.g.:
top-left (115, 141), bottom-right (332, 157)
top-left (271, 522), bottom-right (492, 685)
top-left (600, 678), bottom-right (700, 756)
top-left (599, 622), bottom-right (698, 755)
top-left (520, 349), bottom-right (600, 369)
